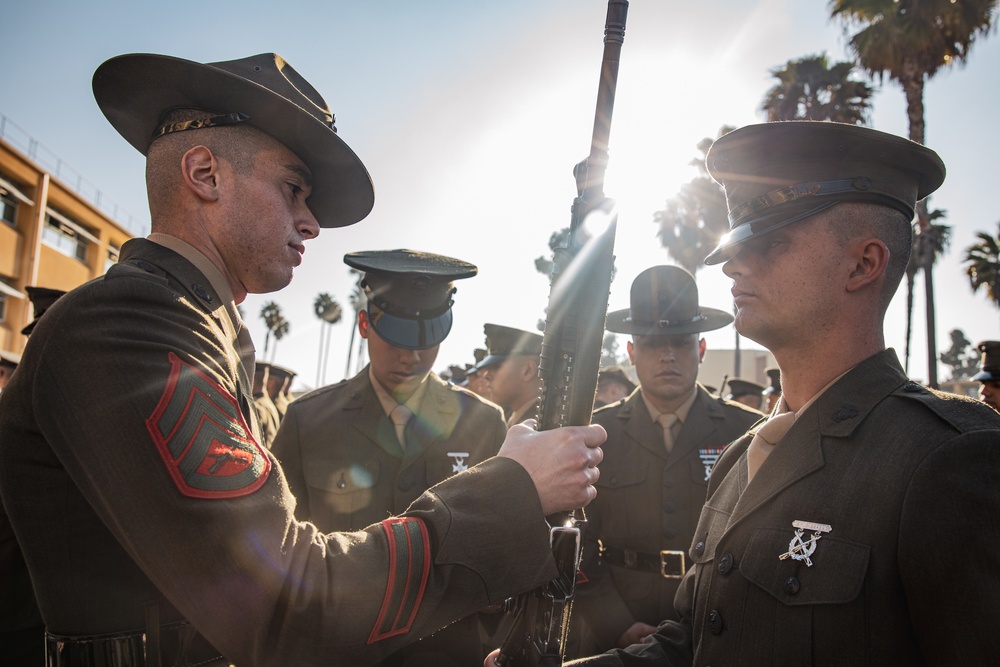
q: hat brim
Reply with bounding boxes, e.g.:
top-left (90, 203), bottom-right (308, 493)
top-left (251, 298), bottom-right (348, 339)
top-left (605, 306), bottom-right (733, 335)
top-left (93, 54), bottom-right (374, 228)
top-left (972, 369), bottom-right (1000, 382)
top-left (371, 308), bottom-right (452, 351)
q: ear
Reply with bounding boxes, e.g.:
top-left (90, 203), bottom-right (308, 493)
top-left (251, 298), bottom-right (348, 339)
top-left (698, 338), bottom-right (707, 362)
top-left (846, 238), bottom-right (890, 293)
top-left (180, 145), bottom-right (221, 202)
top-left (358, 309), bottom-right (370, 339)
top-left (627, 340), bottom-right (636, 366)
top-left (522, 357), bottom-right (539, 380)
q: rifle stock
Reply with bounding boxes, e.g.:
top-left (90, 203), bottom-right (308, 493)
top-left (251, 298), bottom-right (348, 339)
top-left (497, 2), bottom-right (628, 665)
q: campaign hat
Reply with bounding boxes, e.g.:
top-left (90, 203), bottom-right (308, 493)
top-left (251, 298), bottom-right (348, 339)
top-left (972, 341), bottom-right (1000, 382)
top-left (21, 286), bottom-right (66, 336)
top-left (0, 349), bottom-right (20, 369)
top-left (598, 365), bottom-right (636, 393)
top-left (345, 249), bottom-right (476, 350)
top-left (93, 52), bottom-right (373, 228)
top-left (605, 265), bottom-right (732, 336)
top-left (704, 121), bottom-right (946, 264)
top-left (479, 324), bottom-right (543, 369)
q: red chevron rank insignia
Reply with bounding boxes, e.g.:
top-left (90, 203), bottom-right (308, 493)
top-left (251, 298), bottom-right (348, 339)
top-left (368, 517), bottom-right (430, 644)
top-left (146, 352), bottom-right (270, 498)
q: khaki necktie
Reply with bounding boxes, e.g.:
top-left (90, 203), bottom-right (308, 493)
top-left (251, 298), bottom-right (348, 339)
top-left (389, 405), bottom-right (413, 451)
top-left (657, 413), bottom-right (679, 453)
top-left (746, 411), bottom-right (796, 481)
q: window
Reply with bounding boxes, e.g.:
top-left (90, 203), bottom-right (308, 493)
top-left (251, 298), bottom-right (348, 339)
top-left (105, 245), bottom-right (120, 274)
top-left (42, 210), bottom-right (93, 263)
top-left (0, 192), bottom-right (15, 228)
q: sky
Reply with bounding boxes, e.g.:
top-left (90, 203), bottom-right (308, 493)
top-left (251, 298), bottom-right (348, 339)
top-left (3, 0), bottom-right (998, 391)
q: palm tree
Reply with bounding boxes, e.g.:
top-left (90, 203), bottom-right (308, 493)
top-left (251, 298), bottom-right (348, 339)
top-left (964, 222), bottom-right (1000, 310)
top-left (313, 292), bottom-right (343, 387)
top-left (831, 0), bottom-right (997, 386)
top-left (270, 316), bottom-right (290, 362)
top-left (652, 128), bottom-right (734, 275)
top-left (760, 52), bottom-right (873, 124)
top-left (902, 209), bottom-right (951, 381)
top-left (259, 301), bottom-right (283, 359)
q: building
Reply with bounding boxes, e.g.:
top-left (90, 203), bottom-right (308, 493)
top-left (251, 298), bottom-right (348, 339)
top-left (0, 116), bottom-right (143, 355)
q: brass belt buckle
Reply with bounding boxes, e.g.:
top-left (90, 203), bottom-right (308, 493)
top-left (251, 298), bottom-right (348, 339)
top-left (660, 550), bottom-right (686, 579)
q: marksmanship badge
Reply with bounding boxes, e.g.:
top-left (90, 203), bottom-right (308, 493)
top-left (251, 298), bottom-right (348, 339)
top-left (698, 447), bottom-right (725, 481)
top-left (447, 451), bottom-right (470, 473)
top-left (778, 520), bottom-right (832, 567)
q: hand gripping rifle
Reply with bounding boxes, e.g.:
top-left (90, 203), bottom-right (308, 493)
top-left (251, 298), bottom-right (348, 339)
top-left (497, 2), bottom-right (628, 665)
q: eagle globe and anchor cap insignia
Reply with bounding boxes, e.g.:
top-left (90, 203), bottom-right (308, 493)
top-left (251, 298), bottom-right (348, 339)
top-left (146, 352), bottom-right (270, 498)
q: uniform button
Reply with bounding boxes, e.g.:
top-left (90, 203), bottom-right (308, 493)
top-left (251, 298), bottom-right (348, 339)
top-left (694, 541), bottom-right (705, 556)
top-left (663, 501), bottom-right (676, 513)
top-left (785, 576), bottom-right (801, 596)
top-left (903, 382), bottom-right (923, 393)
top-left (707, 610), bottom-right (724, 635)
top-left (717, 553), bottom-right (734, 575)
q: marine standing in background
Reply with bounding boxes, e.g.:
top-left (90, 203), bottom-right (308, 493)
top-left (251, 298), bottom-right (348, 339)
top-left (569, 266), bottom-right (762, 657)
top-left (266, 362), bottom-right (296, 419)
top-left (972, 340), bottom-right (1000, 412)
top-left (568, 121), bottom-right (1000, 666)
top-left (252, 362), bottom-right (281, 448)
top-left (762, 366), bottom-right (781, 413)
top-left (479, 323), bottom-right (544, 426)
top-left (271, 249), bottom-right (509, 666)
top-left (0, 51), bottom-right (605, 667)
top-left (594, 365), bottom-right (637, 409)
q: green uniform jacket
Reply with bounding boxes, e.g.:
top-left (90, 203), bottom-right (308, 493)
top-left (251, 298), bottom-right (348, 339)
top-left (272, 368), bottom-right (507, 530)
top-left (568, 350), bottom-right (1000, 666)
top-left (254, 391), bottom-right (281, 449)
top-left (570, 386), bottom-right (760, 656)
top-left (271, 368), bottom-right (507, 666)
top-left (0, 238), bottom-right (557, 667)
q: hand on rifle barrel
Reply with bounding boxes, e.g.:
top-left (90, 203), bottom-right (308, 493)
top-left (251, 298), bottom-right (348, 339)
top-left (498, 421), bottom-right (606, 516)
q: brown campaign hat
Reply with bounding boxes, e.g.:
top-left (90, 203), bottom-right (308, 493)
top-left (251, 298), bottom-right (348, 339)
top-left (704, 121), bottom-right (946, 264)
top-left (972, 341), bottom-right (1000, 382)
top-left (599, 365), bottom-right (636, 393)
top-left (605, 266), bottom-right (733, 336)
top-left (93, 52), bottom-right (374, 228)
top-left (345, 249), bottom-right (477, 350)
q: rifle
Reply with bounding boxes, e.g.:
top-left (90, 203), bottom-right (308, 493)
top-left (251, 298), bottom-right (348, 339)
top-left (496, 2), bottom-right (628, 665)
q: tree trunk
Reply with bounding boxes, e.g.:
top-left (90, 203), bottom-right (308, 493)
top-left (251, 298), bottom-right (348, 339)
top-left (316, 323), bottom-right (326, 388)
top-left (345, 321), bottom-right (357, 378)
top-left (923, 239), bottom-right (938, 388)
top-left (904, 273), bottom-right (915, 375)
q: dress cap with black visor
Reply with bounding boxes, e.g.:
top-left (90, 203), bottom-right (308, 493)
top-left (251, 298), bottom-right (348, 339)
top-left (345, 249), bottom-right (477, 351)
top-left (704, 121), bottom-right (946, 265)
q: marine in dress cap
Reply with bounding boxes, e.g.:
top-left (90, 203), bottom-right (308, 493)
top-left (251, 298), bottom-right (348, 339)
top-left (972, 341), bottom-right (1000, 382)
top-left (345, 249), bottom-right (477, 350)
top-left (479, 324), bottom-right (544, 370)
top-left (92, 52), bottom-right (373, 228)
top-left (704, 121), bottom-right (946, 264)
top-left (605, 265), bottom-right (732, 336)
top-left (763, 366), bottom-right (782, 397)
top-left (21, 286), bottom-right (66, 336)
top-left (725, 378), bottom-right (765, 401)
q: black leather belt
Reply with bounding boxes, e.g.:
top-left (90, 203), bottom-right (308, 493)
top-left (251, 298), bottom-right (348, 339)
top-left (45, 621), bottom-right (228, 667)
top-left (599, 542), bottom-right (687, 579)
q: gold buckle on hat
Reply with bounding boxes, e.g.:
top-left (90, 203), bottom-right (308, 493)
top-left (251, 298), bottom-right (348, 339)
top-left (660, 550), bottom-right (686, 579)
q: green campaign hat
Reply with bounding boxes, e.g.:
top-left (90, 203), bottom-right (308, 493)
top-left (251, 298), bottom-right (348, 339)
top-left (704, 121), bottom-right (946, 264)
top-left (345, 249), bottom-right (477, 350)
top-left (605, 266), bottom-right (732, 336)
top-left (93, 52), bottom-right (374, 228)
